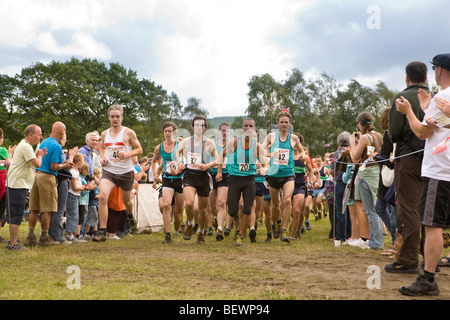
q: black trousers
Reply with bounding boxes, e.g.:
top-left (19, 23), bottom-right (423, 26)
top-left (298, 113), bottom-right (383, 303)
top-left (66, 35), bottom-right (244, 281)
top-left (227, 175), bottom-right (255, 217)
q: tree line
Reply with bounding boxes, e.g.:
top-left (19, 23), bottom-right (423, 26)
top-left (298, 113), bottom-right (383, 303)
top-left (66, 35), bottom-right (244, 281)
top-left (1, 58), bottom-right (398, 157)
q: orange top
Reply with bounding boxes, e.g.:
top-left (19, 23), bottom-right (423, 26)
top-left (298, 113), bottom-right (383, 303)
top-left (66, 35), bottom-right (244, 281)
top-left (108, 186), bottom-right (126, 211)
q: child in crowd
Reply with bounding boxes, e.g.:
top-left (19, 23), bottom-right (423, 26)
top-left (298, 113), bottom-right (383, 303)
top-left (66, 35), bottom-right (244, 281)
top-left (86, 166), bottom-right (101, 237)
top-left (75, 162), bottom-right (92, 240)
top-left (107, 186), bottom-right (127, 239)
top-left (65, 154), bottom-right (93, 243)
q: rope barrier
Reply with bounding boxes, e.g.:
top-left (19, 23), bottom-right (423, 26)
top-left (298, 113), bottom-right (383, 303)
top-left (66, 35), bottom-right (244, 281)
top-left (333, 137), bottom-right (449, 166)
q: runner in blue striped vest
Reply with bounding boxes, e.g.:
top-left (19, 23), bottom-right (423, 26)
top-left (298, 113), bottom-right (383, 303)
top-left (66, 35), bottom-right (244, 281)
top-left (176, 115), bottom-right (217, 244)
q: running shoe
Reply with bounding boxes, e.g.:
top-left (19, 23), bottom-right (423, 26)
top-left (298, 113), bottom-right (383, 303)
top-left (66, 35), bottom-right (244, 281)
top-left (162, 233), bottom-right (172, 244)
top-left (235, 235), bottom-right (244, 246)
top-left (273, 221), bottom-right (282, 239)
top-left (183, 224), bottom-right (193, 240)
top-left (197, 231), bottom-right (205, 244)
top-left (216, 229), bottom-right (224, 241)
top-left (304, 220), bottom-right (311, 230)
top-left (280, 231), bottom-right (290, 243)
top-left (249, 228), bottom-right (257, 243)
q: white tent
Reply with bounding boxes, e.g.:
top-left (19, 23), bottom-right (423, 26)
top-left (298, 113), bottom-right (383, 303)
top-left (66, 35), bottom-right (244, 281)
top-left (132, 184), bottom-right (164, 233)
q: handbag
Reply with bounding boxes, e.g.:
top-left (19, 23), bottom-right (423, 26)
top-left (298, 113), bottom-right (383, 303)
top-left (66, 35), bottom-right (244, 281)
top-left (381, 165), bottom-right (394, 187)
top-left (381, 143), bottom-right (396, 187)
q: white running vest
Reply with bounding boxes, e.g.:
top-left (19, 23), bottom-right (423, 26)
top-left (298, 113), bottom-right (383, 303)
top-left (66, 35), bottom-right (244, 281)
top-left (104, 127), bottom-right (134, 174)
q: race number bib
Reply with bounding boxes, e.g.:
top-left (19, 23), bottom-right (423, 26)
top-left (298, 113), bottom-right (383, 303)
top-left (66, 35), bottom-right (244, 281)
top-left (273, 148), bottom-right (289, 166)
top-left (106, 144), bottom-right (125, 163)
top-left (166, 161), bottom-right (179, 174)
top-left (187, 152), bottom-right (202, 169)
top-left (239, 163), bottom-right (249, 171)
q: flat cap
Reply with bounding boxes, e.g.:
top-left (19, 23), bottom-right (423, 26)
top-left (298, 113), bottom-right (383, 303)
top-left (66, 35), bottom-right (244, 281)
top-left (431, 53), bottom-right (450, 70)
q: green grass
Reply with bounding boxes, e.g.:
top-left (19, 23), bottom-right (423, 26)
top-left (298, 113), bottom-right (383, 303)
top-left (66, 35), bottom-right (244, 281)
top-left (1, 217), bottom-right (448, 300)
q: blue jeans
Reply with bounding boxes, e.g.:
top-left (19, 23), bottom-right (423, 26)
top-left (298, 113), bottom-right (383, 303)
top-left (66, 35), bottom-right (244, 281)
top-left (50, 179), bottom-right (68, 242)
top-left (389, 205), bottom-right (397, 245)
top-left (357, 168), bottom-right (383, 249)
top-left (375, 197), bottom-right (393, 244)
top-left (65, 192), bottom-right (80, 234)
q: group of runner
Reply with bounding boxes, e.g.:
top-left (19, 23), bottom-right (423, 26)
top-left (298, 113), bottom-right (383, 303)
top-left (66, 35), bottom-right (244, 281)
top-left (147, 111), bottom-right (333, 246)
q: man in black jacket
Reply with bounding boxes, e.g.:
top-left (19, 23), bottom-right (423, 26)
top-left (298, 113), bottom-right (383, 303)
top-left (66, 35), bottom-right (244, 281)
top-left (385, 61), bottom-right (431, 274)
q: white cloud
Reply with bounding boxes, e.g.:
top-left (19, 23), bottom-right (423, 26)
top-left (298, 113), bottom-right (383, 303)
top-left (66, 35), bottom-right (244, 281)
top-left (0, 0), bottom-right (110, 56)
top-left (152, 0), bottom-right (317, 117)
top-left (35, 31), bottom-right (112, 59)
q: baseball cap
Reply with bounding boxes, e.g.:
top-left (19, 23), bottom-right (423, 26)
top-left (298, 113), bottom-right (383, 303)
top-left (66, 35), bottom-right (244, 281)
top-left (431, 53), bottom-right (450, 71)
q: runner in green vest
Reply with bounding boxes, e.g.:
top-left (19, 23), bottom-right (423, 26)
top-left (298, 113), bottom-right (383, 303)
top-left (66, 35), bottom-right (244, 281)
top-left (262, 111), bottom-right (315, 243)
top-left (216, 118), bottom-right (269, 246)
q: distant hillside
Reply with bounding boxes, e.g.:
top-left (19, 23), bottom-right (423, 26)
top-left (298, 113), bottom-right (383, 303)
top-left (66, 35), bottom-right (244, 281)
top-left (208, 116), bottom-right (245, 128)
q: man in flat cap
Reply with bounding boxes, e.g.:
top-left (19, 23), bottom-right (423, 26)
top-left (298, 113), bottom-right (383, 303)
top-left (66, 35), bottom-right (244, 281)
top-left (395, 53), bottom-right (450, 296)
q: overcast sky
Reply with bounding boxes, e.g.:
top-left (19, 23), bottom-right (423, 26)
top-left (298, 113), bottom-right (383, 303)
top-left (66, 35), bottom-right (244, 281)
top-left (1, 0), bottom-right (449, 118)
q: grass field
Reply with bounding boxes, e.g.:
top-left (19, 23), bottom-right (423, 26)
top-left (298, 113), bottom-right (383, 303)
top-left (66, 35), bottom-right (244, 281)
top-left (0, 217), bottom-right (449, 301)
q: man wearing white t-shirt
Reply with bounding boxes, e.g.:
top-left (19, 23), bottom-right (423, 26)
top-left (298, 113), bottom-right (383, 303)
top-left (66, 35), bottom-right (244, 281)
top-left (395, 53), bottom-right (450, 296)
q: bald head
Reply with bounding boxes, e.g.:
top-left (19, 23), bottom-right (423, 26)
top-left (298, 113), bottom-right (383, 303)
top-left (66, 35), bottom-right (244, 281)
top-left (51, 122), bottom-right (66, 140)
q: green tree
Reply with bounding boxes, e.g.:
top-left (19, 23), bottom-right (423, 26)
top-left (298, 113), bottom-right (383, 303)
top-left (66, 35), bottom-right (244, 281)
top-left (246, 68), bottom-right (397, 157)
top-left (13, 58), bottom-right (173, 154)
top-left (0, 74), bottom-right (22, 144)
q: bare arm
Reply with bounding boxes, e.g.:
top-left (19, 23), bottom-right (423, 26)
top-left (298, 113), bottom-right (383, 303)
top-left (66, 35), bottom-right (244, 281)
top-left (123, 128), bottom-right (143, 159)
top-left (349, 134), bottom-right (370, 163)
top-left (100, 131), bottom-right (107, 167)
top-left (30, 148), bottom-right (47, 168)
top-left (151, 145), bottom-right (161, 180)
top-left (291, 135), bottom-right (305, 158)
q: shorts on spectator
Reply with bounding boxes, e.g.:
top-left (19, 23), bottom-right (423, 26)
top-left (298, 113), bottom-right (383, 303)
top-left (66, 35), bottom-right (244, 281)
top-left (29, 171), bottom-right (58, 213)
top-left (6, 187), bottom-right (28, 225)
top-left (420, 177), bottom-right (450, 228)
